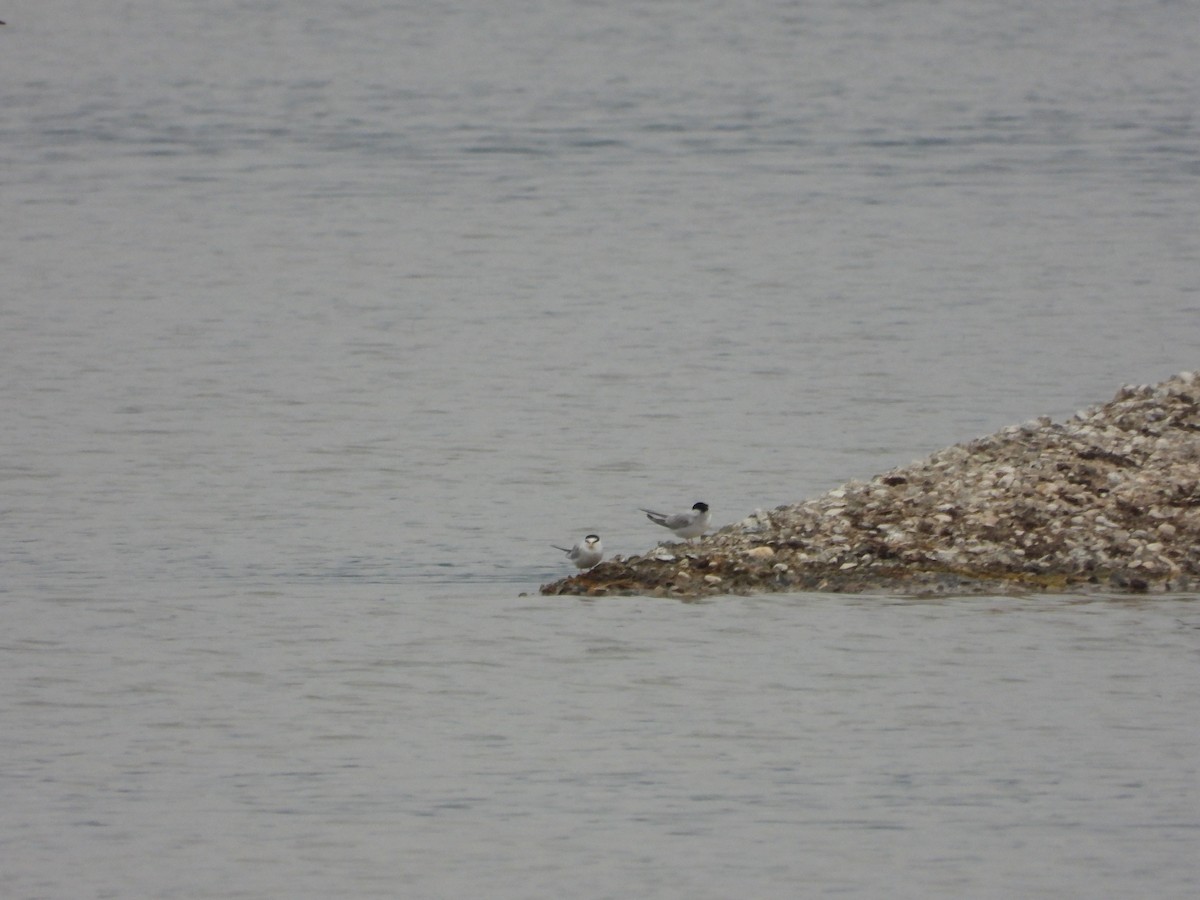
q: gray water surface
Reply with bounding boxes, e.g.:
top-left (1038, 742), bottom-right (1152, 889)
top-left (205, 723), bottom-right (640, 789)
top-left (3, 1), bottom-right (1199, 896)
top-left (7, 587), bottom-right (1200, 899)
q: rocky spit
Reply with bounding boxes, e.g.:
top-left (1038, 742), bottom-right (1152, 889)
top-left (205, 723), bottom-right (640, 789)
top-left (542, 371), bottom-right (1200, 599)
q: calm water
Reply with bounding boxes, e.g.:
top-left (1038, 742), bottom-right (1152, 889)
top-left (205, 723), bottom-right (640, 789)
top-left (3, 1), bottom-right (1199, 897)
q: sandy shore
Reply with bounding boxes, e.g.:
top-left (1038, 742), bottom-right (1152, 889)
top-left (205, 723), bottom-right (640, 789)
top-left (542, 371), bottom-right (1200, 598)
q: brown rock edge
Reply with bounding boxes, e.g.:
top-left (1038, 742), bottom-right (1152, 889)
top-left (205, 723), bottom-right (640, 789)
top-left (541, 371), bottom-right (1200, 598)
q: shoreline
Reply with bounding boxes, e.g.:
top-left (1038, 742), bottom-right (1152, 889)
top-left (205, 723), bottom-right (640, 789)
top-left (541, 371), bottom-right (1200, 598)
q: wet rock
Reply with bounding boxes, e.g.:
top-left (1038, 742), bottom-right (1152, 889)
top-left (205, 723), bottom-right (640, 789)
top-left (542, 371), bottom-right (1200, 598)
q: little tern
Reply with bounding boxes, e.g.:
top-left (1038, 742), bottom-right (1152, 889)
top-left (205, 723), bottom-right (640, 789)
top-left (640, 502), bottom-right (711, 541)
top-left (552, 534), bottom-right (604, 569)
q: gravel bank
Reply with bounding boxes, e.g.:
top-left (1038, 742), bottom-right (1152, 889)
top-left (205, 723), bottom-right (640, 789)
top-left (541, 371), bottom-right (1200, 598)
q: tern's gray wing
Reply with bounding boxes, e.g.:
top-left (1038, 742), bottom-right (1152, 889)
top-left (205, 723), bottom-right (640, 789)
top-left (661, 511), bottom-right (696, 529)
top-left (640, 507), bottom-right (675, 525)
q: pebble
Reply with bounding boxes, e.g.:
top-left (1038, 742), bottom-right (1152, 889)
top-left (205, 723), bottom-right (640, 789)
top-left (543, 371), bottom-right (1200, 598)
